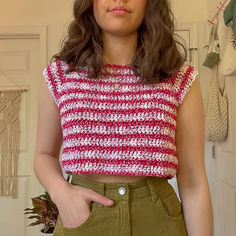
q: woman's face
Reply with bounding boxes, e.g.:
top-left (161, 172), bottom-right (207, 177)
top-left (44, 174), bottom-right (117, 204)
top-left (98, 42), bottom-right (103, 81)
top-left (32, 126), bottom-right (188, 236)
top-left (93, 0), bottom-right (148, 36)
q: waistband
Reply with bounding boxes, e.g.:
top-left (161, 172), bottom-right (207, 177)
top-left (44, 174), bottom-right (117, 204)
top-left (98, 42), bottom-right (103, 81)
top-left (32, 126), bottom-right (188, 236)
top-left (68, 173), bottom-right (173, 203)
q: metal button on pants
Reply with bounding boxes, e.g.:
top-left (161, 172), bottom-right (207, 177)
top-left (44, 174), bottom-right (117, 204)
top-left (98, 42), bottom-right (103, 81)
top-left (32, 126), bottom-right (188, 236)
top-left (118, 186), bottom-right (126, 195)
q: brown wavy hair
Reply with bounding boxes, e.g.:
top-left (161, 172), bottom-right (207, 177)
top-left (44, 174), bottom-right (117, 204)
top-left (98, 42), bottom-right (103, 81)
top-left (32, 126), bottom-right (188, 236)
top-left (50, 0), bottom-right (187, 84)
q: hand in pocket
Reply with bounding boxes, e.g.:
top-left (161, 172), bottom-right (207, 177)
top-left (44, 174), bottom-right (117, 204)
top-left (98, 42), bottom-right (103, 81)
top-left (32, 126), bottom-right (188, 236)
top-left (52, 182), bottom-right (114, 229)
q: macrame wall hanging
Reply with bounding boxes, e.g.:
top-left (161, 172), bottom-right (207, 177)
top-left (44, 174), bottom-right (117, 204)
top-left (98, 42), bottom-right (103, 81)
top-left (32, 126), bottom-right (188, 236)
top-left (0, 69), bottom-right (28, 198)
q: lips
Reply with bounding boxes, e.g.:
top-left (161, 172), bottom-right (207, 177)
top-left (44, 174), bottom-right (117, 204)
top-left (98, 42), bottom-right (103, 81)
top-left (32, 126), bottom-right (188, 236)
top-left (109, 6), bottom-right (131, 13)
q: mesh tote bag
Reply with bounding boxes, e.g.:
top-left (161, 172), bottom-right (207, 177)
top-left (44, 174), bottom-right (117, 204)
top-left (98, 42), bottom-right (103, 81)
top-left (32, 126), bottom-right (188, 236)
top-left (205, 64), bottom-right (228, 142)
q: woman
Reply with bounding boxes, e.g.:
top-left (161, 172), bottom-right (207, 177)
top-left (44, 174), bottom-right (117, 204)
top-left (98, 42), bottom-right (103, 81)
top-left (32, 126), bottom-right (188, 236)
top-left (34, 0), bottom-right (213, 235)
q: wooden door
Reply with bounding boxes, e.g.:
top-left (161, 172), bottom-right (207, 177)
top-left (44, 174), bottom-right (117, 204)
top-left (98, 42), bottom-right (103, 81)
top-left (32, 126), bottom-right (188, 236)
top-left (0, 26), bottom-right (47, 236)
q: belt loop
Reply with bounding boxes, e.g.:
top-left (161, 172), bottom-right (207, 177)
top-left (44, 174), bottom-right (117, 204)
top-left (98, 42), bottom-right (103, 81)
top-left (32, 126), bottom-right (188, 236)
top-left (145, 177), bottom-right (160, 203)
top-left (67, 173), bottom-right (72, 183)
top-left (96, 182), bottom-right (105, 208)
top-left (100, 182), bottom-right (105, 196)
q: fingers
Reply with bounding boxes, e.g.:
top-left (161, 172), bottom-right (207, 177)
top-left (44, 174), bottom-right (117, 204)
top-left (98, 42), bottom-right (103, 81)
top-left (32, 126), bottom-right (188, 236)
top-left (88, 189), bottom-right (114, 206)
top-left (75, 185), bottom-right (114, 206)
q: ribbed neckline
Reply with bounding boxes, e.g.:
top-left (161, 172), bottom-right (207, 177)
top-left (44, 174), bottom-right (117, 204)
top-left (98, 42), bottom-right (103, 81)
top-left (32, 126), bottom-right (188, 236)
top-left (103, 63), bottom-right (132, 69)
top-left (103, 63), bottom-right (131, 68)
top-left (64, 60), bottom-right (136, 76)
top-left (102, 63), bottom-right (134, 75)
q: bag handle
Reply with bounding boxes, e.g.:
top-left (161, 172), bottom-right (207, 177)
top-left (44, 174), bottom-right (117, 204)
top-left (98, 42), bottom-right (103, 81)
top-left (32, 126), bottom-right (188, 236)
top-left (208, 23), bottom-right (219, 45)
top-left (216, 64), bottom-right (226, 96)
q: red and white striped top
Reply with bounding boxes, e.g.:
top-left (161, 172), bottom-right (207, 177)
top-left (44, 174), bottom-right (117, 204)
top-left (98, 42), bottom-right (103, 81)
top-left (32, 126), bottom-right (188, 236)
top-left (43, 60), bottom-right (198, 179)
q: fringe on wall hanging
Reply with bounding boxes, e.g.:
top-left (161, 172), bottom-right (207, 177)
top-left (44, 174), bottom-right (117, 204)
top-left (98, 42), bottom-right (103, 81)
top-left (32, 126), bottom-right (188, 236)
top-left (0, 90), bottom-right (22, 198)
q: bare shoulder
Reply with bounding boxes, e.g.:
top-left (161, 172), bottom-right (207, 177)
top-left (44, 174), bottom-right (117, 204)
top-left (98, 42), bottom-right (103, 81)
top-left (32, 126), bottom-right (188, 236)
top-left (176, 75), bottom-right (204, 122)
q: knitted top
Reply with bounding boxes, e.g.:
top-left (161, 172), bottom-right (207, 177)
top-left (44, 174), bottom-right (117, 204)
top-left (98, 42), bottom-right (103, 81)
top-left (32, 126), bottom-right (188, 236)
top-left (43, 60), bottom-right (198, 179)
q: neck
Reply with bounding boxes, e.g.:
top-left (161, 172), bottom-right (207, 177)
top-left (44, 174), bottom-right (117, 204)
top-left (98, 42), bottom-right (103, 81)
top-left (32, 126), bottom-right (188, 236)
top-left (102, 32), bottom-right (138, 65)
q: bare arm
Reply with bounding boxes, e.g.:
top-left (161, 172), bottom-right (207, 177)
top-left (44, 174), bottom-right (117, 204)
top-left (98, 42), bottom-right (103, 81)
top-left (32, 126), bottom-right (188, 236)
top-left (33, 80), bottom-right (68, 201)
top-left (33, 79), bottom-right (113, 213)
top-left (176, 76), bottom-right (213, 236)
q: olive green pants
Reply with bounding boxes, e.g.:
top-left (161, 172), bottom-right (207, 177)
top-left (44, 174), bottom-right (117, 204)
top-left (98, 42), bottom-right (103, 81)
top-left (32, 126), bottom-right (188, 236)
top-left (53, 174), bottom-right (188, 236)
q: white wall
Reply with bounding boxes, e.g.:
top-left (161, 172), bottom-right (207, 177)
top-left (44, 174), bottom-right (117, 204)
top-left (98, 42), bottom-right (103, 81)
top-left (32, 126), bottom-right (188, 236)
top-left (0, 0), bottom-right (74, 63)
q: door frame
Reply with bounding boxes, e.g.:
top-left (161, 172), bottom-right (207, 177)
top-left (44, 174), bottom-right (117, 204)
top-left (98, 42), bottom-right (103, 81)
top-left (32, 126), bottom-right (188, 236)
top-left (0, 25), bottom-right (47, 70)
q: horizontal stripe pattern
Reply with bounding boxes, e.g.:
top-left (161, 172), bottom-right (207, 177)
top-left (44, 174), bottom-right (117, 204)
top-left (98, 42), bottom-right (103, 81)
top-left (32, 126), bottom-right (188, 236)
top-left (43, 60), bottom-right (198, 179)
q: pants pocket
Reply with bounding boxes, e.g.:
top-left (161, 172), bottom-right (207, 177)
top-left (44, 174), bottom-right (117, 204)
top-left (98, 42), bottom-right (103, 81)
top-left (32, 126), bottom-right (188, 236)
top-left (158, 190), bottom-right (183, 219)
top-left (55, 201), bottom-right (99, 234)
top-left (150, 187), bottom-right (188, 236)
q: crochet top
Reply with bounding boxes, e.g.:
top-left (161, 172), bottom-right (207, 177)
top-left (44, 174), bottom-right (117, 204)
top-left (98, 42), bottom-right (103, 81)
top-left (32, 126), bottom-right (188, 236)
top-left (43, 60), bottom-right (198, 179)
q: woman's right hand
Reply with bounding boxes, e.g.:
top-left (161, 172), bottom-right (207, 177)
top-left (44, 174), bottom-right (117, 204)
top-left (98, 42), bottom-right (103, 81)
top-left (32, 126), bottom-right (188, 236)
top-left (51, 181), bottom-right (114, 228)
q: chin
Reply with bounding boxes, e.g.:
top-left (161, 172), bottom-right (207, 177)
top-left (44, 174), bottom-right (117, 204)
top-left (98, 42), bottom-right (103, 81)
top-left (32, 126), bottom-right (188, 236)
top-left (103, 26), bottom-right (136, 36)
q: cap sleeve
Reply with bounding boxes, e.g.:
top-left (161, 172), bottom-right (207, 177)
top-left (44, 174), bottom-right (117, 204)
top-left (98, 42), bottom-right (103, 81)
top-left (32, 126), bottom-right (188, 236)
top-left (173, 64), bottom-right (199, 105)
top-left (42, 61), bottom-right (61, 107)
